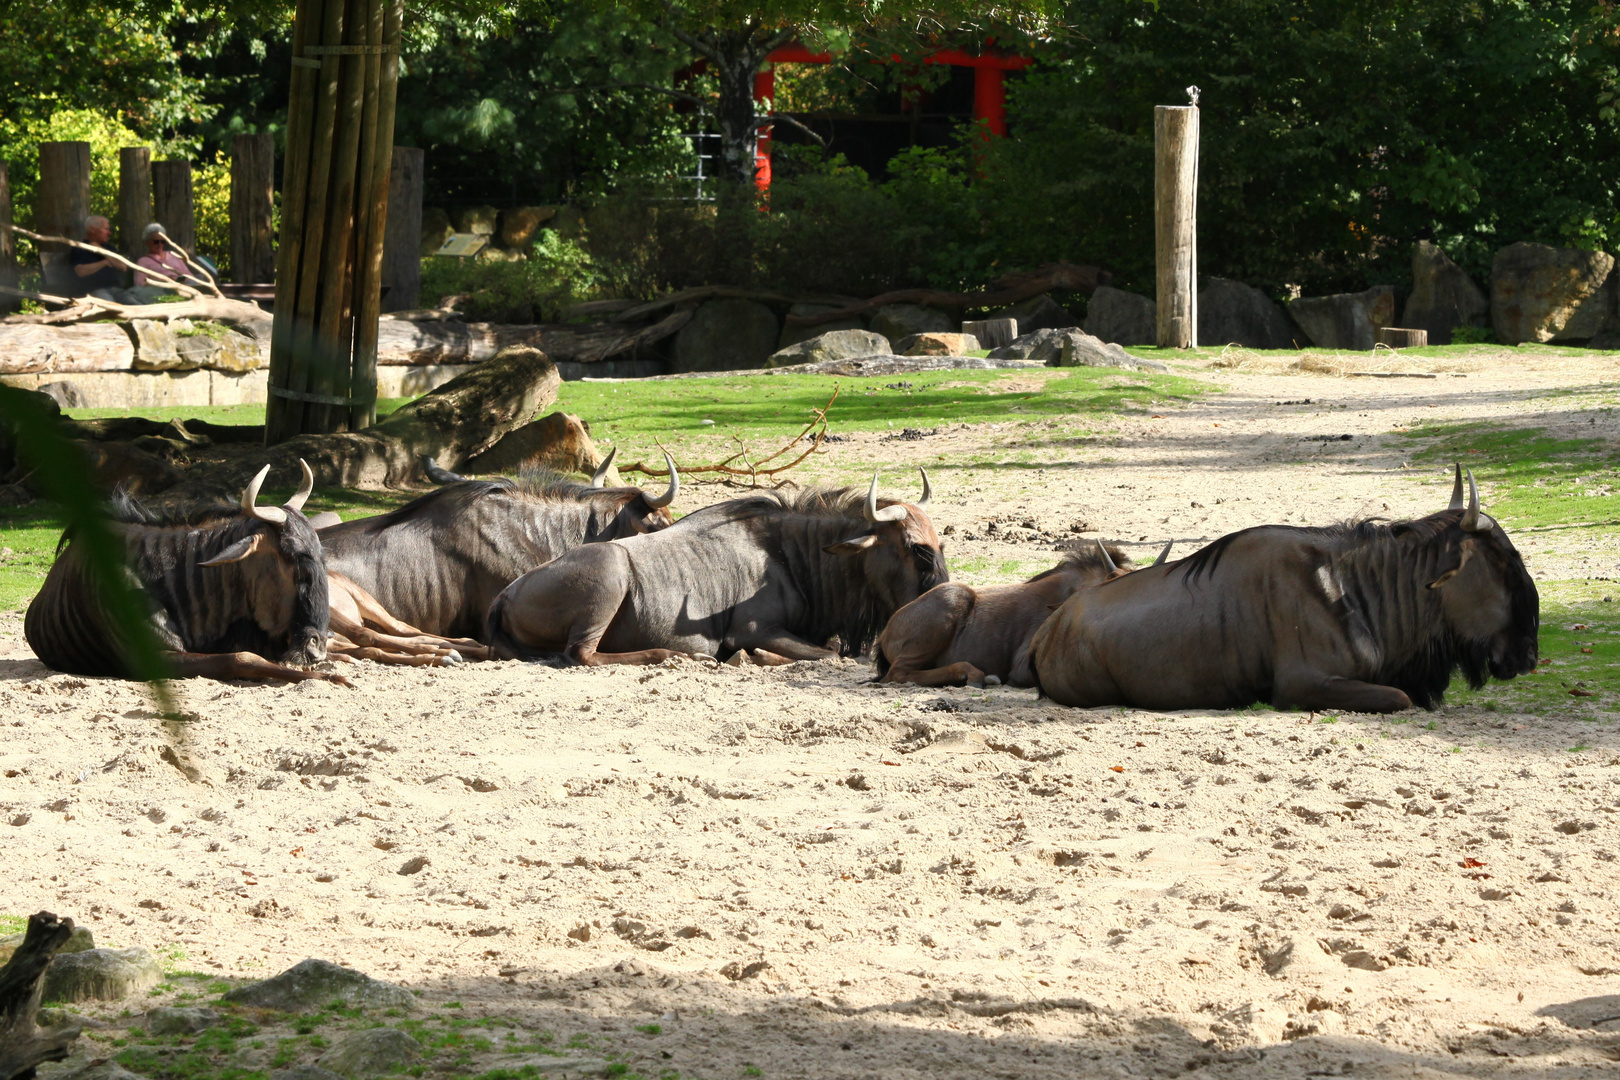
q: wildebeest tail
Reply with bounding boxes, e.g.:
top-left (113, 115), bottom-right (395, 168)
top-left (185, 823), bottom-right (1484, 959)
top-left (872, 642), bottom-right (893, 681)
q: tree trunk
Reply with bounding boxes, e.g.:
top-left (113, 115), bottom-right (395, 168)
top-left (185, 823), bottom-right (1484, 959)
top-left (229, 134), bottom-right (275, 284)
top-left (1375, 327), bottom-right (1428, 349)
top-left (0, 911), bottom-right (81, 1080)
top-left (712, 42), bottom-right (764, 189)
top-left (117, 148), bottom-right (152, 261)
top-left (381, 146), bottom-right (423, 312)
top-left (0, 161), bottom-right (16, 315)
top-left (36, 143), bottom-right (90, 293)
top-left (1154, 105), bottom-right (1199, 348)
top-left (152, 160), bottom-right (196, 254)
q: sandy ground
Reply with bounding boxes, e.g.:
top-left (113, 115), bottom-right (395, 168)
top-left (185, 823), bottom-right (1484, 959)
top-left (3, 350), bottom-right (1619, 1079)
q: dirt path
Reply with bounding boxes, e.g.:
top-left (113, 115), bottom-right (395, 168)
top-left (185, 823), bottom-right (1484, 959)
top-left (3, 352), bottom-right (1618, 1080)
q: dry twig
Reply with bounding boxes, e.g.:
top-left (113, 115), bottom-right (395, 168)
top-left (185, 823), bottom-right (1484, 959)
top-left (618, 385), bottom-right (841, 486)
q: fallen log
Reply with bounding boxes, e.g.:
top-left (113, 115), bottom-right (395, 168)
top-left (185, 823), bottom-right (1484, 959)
top-left (0, 911), bottom-right (81, 1080)
top-left (786, 263), bottom-right (1110, 327)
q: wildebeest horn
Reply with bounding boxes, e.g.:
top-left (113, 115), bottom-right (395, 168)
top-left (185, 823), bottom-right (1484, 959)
top-left (241, 464), bottom-right (287, 524)
top-left (644, 452), bottom-right (679, 509)
top-left (865, 471), bottom-right (909, 523)
top-left (1154, 540), bottom-right (1174, 566)
top-left (1448, 463), bottom-right (1465, 510)
top-left (285, 458), bottom-right (314, 512)
top-left (1460, 468), bottom-right (1493, 531)
top-left (591, 446), bottom-right (618, 488)
top-left (917, 467), bottom-right (932, 509)
top-left (1096, 539), bottom-right (1118, 574)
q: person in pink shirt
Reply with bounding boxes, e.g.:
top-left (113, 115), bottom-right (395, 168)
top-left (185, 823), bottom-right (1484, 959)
top-left (132, 223), bottom-right (205, 295)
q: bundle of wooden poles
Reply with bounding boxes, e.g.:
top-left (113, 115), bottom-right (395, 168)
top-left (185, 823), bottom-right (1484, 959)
top-left (266, 0), bottom-right (405, 442)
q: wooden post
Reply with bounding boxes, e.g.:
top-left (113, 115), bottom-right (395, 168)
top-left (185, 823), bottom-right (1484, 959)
top-left (229, 133), bottom-right (275, 283)
top-left (1375, 327), bottom-right (1428, 350)
top-left (0, 161), bottom-right (15, 314)
top-left (152, 160), bottom-right (195, 254)
top-left (36, 142), bottom-right (91, 292)
top-left (266, 0), bottom-right (407, 443)
top-left (380, 146), bottom-right (423, 313)
top-left (117, 147), bottom-right (152, 260)
top-left (1154, 104), bottom-right (1199, 349)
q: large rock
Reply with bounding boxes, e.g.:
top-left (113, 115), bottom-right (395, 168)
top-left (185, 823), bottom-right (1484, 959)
top-left (777, 302), bottom-right (865, 349)
top-left (317, 1028), bottom-right (423, 1077)
top-left (0, 925), bottom-right (93, 965)
top-left (896, 332), bottom-right (981, 356)
top-left (499, 206), bottom-right (557, 249)
top-left (870, 303), bottom-right (952, 345)
top-left (1401, 241), bottom-right (1487, 344)
top-left (1491, 242), bottom-right (1615, 345)
top-left (991, 292), bottom-right (1078, 333)
top-left (274, 1068), bottom-right (346, 1080)
top-left (221, 958), bottom-right (416, 1012)
top-left (0, 323), bottom-right (136, 375)
top-left (1198, 278), bottom-right (1296, 349)
top-left (453, 206), bottom-right (499, 236)
top-left (43, 947), bottom-right (163, 1002)
top-left (146, 1006), bottom-right (220, 1036)
top-left (1084, 286), bottom-right (1155, 346)
top-left (58, 1065), bottom-right (146, 1080)
top-left (420, 209), bottom-right (454, 256)
top-left (767, 328), bottom-right (889, 368)
top-left (987, 328), bottom-right (1068, 363)
top-left (1552, 271), bottom-right (1616, 343)
top-left (129, 319), bottom-right (265, 373)
top-left (1287, 285), bottom-right (1396, 350)
top-left (1057, 331), bottom-right (1170, 372)
top-left (670, 299), bottom-right (780, 373)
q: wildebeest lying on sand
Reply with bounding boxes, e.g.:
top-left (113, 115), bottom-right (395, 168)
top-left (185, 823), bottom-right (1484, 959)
top-left (875, 540), bottom-right (1150, 687)
top-left (1030, 468), bottom-right (1538, 712)
top-left (486, 471), bottom-right (947, 666)
top-left (323, 572), bottom-right (491, 667)
top-left (25, 461), bottom-right (347, 685)
top-left (318, 450), bottom-right (680, 642)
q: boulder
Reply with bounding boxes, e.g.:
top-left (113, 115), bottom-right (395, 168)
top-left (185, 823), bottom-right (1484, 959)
top-left (1401, 241), bottom-right (1488, 344)
top-left (870, 303), bottom-right (953, 345)
top-left (896, 332), bottom-right (981, 356)
top-left (475, 247), bottom-right (525, 264)
top-left (1057, 331), bottom-right (1170, 372)
top-left (58, 1064), bottom-right (146, 1080)
top-left (221, 958), bottom-right (416, 1012)
top-left (777, 302), bottom-right (865, 349)
top-left (317, 1028), bottom-right (423, 1077)
top-left (500, 206), bottom-right (557, 249)
top-left (1198, 278), bottom-right (1296, 349)
top-left (1552, 271), bottom-right (1616, 343)
top-left (146, 1006), bottom-right (220, 1036)
top-left (991, 292), bottom-right (1079, 333)
top-left (274, 1068), bottom-right (346, 1080)
top-left (420, 209), bottom-right (454, 257)
top-left (1084, 286), bottom-right (1156, 346)
top-left (1491, 242), bottom-right (1615, 345)
top-left (0, 924), bottom-right (92, 965)
top-left (463, 412), bottom-right (605, 476)
top-left (768, 328), bottom-right (890, 368)
top-left (42, 946), bottom-right (164, 1003)
top-left (670, 298), bottom-right (781, 373)
top-left (987, 328), bottom-right (1069, 363)
top-left (35, 381), bottom-right (88, 409)
top-left (1287, 285), bottom-right (1396, 350)
top-left (129, 319), bottom-right (265, 373)
top-left (453, 206), bottom-right (499, 236)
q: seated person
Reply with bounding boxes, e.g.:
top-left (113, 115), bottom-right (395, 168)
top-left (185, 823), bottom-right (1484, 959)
top-left (66, 216), bottom-right (126, 300)
top-left (130, 222), bottom-right (212, 302)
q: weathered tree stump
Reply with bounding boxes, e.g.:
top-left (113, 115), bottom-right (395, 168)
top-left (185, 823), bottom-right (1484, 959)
top-left (118, 148), bottom-right (152, 260)
top-left (152, 161), bottom-right (196, 255)
top-left (229, 134), bottom-right (276, 285)
top-left (1375, 327), bottom-right (1428, 350)
top-left (36, 143), bottom-right (91, 293)
top-left (962, 318), bottom-right (1017, 349)
top-left (382, 147), bottom-right (424, 313)
top-left (1154, 104), bottom-right (1199, 348)
top-left (0, 161), bottom-right (16, 315)
top-left (0, 911), bottom-right (82, 1080)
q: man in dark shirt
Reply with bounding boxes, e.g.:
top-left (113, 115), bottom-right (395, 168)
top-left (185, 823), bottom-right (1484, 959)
top-left (66, 216), bottom-right (127, 299)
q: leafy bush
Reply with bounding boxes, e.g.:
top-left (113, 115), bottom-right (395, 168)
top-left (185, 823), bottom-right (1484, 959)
top-left (417, 232), bottom-right (601, 322)
top-left (190, 150), bottom-right (232, 274)
top-left (0, 108), bottom-right (148, 257)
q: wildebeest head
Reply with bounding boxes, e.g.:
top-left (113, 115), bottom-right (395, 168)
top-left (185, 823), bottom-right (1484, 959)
top-left (1425, 467), bottom-right (1539, 684)
top-left (824, 469), bottom-right (949, 617)
top-left (589, 447), bottom-right (679, 535)
top-left (195, 461), bottom-right (331, 665)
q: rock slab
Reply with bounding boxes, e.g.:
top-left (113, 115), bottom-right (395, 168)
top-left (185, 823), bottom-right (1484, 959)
top-left (670, 298), bottom-right (780, 373)
top-left (1491, 242), bottom-right (1615, 344)
top-left (1288, 285), bottom-right (1396, 350)
top-left (870, 303), bottom-right (953, 345)
top-left (1401, 241), bottom-right (1487, 344)
top-left (1084, 286), bottom-right (1156, 346)
top-left (0, 924), bottom-right (93, 965)
top-left (1057, 331), bottom-right (1171, 372)
top-left (767, 328), bottom-right (889, 368)
top-left (221, 958), bottom-right (416, 1012)
top-left (318, 1027), bottom-right (423, 1076)
top-left (776, 302), bottom-right (865, 349)
top-left (897, 332), bottom-right (981, 356)
top-left (43, 947), bottom-right (164, 1002)
top-left (1198, 279), bottom-right (1296, 349)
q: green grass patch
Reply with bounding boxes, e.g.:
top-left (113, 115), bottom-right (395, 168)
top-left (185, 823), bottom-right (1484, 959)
top-left (0, 915), bottom-right (27, 936)
top-left (1443, 580), bottom-right (1618, 717)
top-left (1399, 419), bottom-right (1620, 529)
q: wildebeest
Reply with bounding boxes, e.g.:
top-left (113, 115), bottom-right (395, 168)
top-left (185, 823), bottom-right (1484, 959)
top-left (486, 471), bottom-right (947, 666)
top-left (317, 451), bottom-right (679, 641)
top-left (25, 462), bottom-right (345, 684)
top-left (875, 540), bottom-right (1155, 687)
top-left (1029, 467), bottom-right (1538, 712)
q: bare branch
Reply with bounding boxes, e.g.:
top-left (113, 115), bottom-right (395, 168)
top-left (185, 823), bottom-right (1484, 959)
top-left (156, 232), bottom-right (226, 300)
top-left (618, 386), bottom-right (840, 486)
top-left (2, 224), bottom-right (200, 298)
top-left (768, 112), bottom-right (829, 148)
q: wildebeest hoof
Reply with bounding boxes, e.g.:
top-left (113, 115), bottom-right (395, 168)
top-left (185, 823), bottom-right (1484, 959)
top-left (984, 675), bottom-right (1002, 687)
top-left (693, 653), bottom-right (718, 664)
top-left (442, 650), bottom-right (464, 665)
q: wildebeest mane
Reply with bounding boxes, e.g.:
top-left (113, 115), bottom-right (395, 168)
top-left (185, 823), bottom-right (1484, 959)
top-left (1029, 545), bottom-right (1130, 583)
top-left (362, 472), bottom-right (650, 530)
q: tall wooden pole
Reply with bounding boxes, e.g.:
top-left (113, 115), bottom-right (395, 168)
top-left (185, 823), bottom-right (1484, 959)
top-left (381, 146), bottom-right (424, 313)
top-left (36, 142), bottom-right (91, 292)
top-left (1154, 102), bottom-right (1199, 349)
top-left (0, 161), bottom-right (15, 314)
top-left (229, 133), bottom-right (276, 283)
top-left (152, 160), bottom-right (196, 254)
top-left (118, 147), bottom-right (152, 260)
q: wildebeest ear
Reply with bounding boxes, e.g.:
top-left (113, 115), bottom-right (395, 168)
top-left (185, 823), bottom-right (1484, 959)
top-left (200, 533), bottom-right (266, 567)
top-left (824, 534), bottom-right (879, 556)
top-left (1425, 539), bottom-right (1475, 589)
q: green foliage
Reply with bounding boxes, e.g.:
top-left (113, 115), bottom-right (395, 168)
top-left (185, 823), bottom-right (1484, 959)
top-left (191, 150), bottom-right (234, 273)
top-left (0, 109), bottom-right (149, 256)
top-left (417, 231), bottom-right (601, 322)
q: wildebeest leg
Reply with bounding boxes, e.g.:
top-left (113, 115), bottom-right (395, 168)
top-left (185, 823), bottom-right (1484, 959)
top-left (730, 633), bottom-right (837, 664)
top-left (881, 662), bottom-right (987, 687)
top-left (166, 651), bottom-right (352, 686)
top-left (1273, 673), bottom-right (1412, 713)
top-left (329, 573), bottom-right (490, 659)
